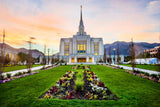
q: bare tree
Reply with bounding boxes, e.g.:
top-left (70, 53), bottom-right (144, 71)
top-left (103, 47), bottom-right (106, 64)
top-left (109, 46), bottom-right (112, 64)
top-left (26, 37), bottom-right (35, 73)
top-left (117, 43), bottom-right (120, 64)
top-left (129, 38), bottom-right (136, 72)
top-left (42, 44), bottom-right (46, 69)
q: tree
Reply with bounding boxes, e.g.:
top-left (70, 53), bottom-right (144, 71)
top-left (4, 53), bottom-right (11, 65)
top-left (51, 55), bottom-right (55, 66)
top-left (117, 44), bottom-right (120, 64)
top-left (129, 39), bottom-right (136, 72)
top-left (103, 47), bottom-right (106, 63)
top-left (109, 46), bottom-right (112, 64)
top-left (18, 52), bottom-right (28, 64)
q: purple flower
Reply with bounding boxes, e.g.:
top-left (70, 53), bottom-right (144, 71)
top-left (0, 80), bottom-right (3, 84)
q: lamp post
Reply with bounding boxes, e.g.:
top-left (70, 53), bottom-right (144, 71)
top-left (113, 48), bottom-right (116, 64)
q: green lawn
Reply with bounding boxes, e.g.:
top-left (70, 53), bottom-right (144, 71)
top-left (4, 64), bottom-right (42, 72)
top-left (0, 65), bottom-right (160, 107)
top-left (120, 64), bottom-right (159, 71)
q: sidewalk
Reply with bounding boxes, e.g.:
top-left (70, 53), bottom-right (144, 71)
top-left (112, 64), bottom-right (160, 75)
top-left (2, 65), bottom-right (52, 77)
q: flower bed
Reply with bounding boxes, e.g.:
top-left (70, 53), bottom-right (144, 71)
top-left (83, 70), bottom-right (117, 100)
top-left (0, 71), bottom-right (39, 84)
top-left (40, 65), bottom-right (118, 100)
top-left (40, 71), bottom-right (76, 99)
top-left (72, 65), bottom-right (90, 70)
top-left (124, 70), bottom-right (160, 83)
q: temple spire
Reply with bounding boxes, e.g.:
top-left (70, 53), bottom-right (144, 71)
top-left (80, 5), bottom-right (84, 27)
top-left (79, 5), bottom-right (84, 35)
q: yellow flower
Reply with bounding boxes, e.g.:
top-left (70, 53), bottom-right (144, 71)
top-left (94, 95), bottom-right (98, 99)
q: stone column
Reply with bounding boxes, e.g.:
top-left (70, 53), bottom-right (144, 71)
top-left (69, 56), bottom-right (71, 63)
top-left (74, 56), bottom-right (77, 63)
top-left (92, 56), bottom-right (95, 63)
top-left (87, 56), bottom-right (89, 62)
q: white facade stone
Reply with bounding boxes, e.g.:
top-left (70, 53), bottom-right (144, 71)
top-left (59, 6), bottom-right (104, 64)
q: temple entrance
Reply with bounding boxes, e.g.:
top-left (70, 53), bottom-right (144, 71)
top-left (77, 58), bottom-right (86, 62)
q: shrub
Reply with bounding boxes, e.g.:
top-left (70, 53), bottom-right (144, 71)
top-left (65, 63), bottom-right (67, 65)
top-left (14, 73), bottom-right (18, 76)
top-left (6, 73), bottom-right (11, 78)
top-left (144, 72), bottom-right (150, 76)
top-left (74, 72), bottom-right (84, 92)
top-left (60, 63), bottom-right (62, 66)
top-left (18, 72), bottom-right (22, 76)
top-left (134, 70), bottom-right (140, 73)
top-left (151, 74), bottom-right (158, 78)
top-left (27, 70), bottom-right (31, 73)
top-left (0, 75), bottom-right (5, 80)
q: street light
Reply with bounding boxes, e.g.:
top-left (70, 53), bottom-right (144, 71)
top-left (113, 48), bottom-right (116, 64)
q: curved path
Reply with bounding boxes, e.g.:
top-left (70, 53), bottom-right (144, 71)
top-left (2, 65), bottom-right (55, 77)
top-left (112, 64), bottom-right (160, 75)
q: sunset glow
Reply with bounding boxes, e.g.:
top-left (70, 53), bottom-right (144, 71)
top-left (0, 0), bottom-right (160, 53)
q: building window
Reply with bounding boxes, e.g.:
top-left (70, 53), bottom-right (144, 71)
top-left (77, 43), bottom-right (86, 54)
top-left (65, 53), bottom-right (69, 56)
top-left (89, 58), bottom-right (92, 62)
top-left (64, 43), bottom-right (69, 56)
top-left (94, 42), bottom-right (99, 55)
top-left (72, 58), bottom-right (74, 62)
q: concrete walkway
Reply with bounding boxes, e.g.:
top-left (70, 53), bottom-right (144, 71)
top-left (2, 65), bottom-right (54, 77)
top-left (112, 64), bottom-right (160, 75)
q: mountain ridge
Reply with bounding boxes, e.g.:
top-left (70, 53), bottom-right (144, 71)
top-left (104, 41), bottom-right (160, 56)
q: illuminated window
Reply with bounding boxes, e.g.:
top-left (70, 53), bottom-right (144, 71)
top-left (94, 53), bottom-right (98, 55)
top-left (64, 43), bottom-right (69, 56)
top-left (65, 53), bottom-right (69, 56)
top-left (72, 58), bottom-right (74, 62)
top-left (94, 42), bottom-right (99, 55)
top-left (65, 44), bottom-right (69, 51)
top-left (89, 58), bottom-right (92, 62)
top-left (77, 43), bottom-right (86, 54)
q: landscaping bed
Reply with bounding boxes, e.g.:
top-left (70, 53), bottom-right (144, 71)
top-left (40, 65), bottom-right (117, 100)
top-left (0, 71), bottom-right (39, 84)
top-left (124, 70), bottom-right (160, 83)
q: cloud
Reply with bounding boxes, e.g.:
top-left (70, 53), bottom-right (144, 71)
top-left (147, 0), bottom-right (160, 15)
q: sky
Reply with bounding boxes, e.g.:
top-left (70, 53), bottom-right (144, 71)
top-left (0, 0), bottom-right (160, 54)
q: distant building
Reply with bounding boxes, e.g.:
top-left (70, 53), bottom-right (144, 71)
top-left (59, 6), bottom-right (104, 64)
top-left (144, 46), bottom-right (160, 57)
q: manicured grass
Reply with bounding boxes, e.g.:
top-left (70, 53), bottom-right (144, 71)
top-left (0, 65), bottom-right (160, 107)
top-left (120, 64), bottom-right (159, 71)
top-left (4, 64), bottom-right (42, 72)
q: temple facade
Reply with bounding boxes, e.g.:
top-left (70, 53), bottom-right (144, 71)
top-left (59, 6), bottom-right (104, 64)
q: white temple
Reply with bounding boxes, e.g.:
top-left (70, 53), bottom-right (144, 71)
top-left (59, 6), bottom-right (104, 64)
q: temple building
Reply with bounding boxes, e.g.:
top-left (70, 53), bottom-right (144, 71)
top-left (60, 6), bottom-right (104, 64)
